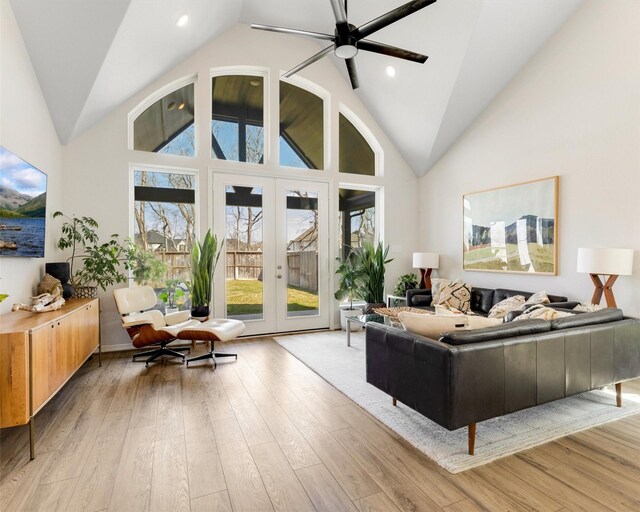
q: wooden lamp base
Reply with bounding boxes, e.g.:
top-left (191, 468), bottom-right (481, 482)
top-left (419, 268), bottom-right (433, 290)
top-left (590, 273), bottom-right (619, 308)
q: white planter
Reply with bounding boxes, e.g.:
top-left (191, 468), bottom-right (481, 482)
top-left (164, 306), bottom-right (179, 315)
top-left (340, 307), bottom-right (364, 331)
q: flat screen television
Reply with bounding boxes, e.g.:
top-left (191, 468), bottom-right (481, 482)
top-left (0, 145), bottom-right (47, 258)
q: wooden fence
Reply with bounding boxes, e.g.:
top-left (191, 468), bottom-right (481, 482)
top-left (225, 250), bottom-right (318, 292)
top-left (157, 251), bottom-right (190, 281)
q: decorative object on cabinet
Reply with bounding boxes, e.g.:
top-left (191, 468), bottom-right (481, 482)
top-left (45, 262), bottom-right (74, 299)
top-left (577, 247), bottom-right (634, 307)
top-left (0, 298), bottom-right (100, 460)
top-left (463, 177), bottom-right (558, 274)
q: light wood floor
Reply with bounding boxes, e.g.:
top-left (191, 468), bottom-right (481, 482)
top-left (1, 337), bottom-right (640, 512)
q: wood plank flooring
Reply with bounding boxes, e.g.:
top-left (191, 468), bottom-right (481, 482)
top-left (1, 337), bottom-right (639, 511)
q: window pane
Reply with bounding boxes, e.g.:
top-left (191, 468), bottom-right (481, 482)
top-left (211, 75), bottom-right (264, 163)
top-left (133, 83), bottom-right (195, 156)
top-left (338, 188), bottom-right (376, 259)
top-left (286, 190), bottom-right (319, 317)
top-left (279, 82), bottom-right (324, 169)
top-left (339, 113), bottom-right (375, 176)
top-left (225, 186), bottom-right (264, 320)
top-left (133, 170), bottom-right (196, 311)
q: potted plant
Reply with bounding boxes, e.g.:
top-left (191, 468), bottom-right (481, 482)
top-left (335, 252), bottom-right (365, 330)
top-left (130, 245), bottom-right (168, 286)
top-left (353, 240), bottom-right (394, 314)
top-left (187, 229), bottom-right (223, 320)
top-left (159, 279), bottom-right (186, 314)
top-left (53, 211), bottom-right (132, 298)
top-left (393, 273), bottom-right (418, 298)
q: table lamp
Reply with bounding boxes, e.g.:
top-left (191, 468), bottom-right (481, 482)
top-left (413, 252), bottom-right (439, 289)
top-left (577, 248), bottom-right (634, 307)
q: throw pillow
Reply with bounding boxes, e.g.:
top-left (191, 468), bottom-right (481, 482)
top-left (574, 302), bottom-right (603, 312)
top-left (513, 304), bottom-right (574, 321)
top-left (466, 316), bottom-right (503, 330)
top-left (430, 278), bottom-right (451, 306)
top-left (399, 311), bottom-right (468, 339)
top-left (525, 290), bottom-right (550, 305)
top-left (488, 295), bottom-right (526, 319)
top-left (435, 279), bottom-right (472, 313)
top-left (434, 304), bottom-right (465, 317)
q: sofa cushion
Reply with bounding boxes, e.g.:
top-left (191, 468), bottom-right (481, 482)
top-left (471, 287), bottom-right (495, 315)
top-left (525, 290), bottom-right (550, 305)
top-left (440, 319), bottom-right (551, 345)
top-left (550, 308), bottom-right (624, 330)
top-left (399, 312), bottom-right (468, 339)
top-left (411, 294), bottom-right (432, 307)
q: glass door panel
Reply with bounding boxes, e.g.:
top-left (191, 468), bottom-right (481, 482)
top-left (224, 185), bottom-right (264, 321)
top-left (285, 190), bottom-right (319, 318)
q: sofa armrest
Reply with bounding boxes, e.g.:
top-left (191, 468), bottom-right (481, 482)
top-left (406, 288), bottom-right (432, 307)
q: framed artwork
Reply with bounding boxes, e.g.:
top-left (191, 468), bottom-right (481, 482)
top-left (463, 176), bottom-right (558, 275)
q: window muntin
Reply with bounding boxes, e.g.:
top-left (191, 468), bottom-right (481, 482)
top-left (133, 170), bottom-right (197, 307)
top-left (338, 188), bottom-right (376, 259)
top-left (279, 82), bottom-right (324, 169)
top-left (339, 113), bottom-right (375, 176)
top-left (133, 84), bottom-right (195, 156)
top-left (211, 75), bottom-right (264, 163)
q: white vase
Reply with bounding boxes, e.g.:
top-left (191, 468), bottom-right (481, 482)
top-left (340, 307), bottom-right (364, 330)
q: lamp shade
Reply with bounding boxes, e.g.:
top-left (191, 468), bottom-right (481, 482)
top-left (577, 248), bottom-right (634, 276)
top-left (413, 252), bottom-right (439, 269)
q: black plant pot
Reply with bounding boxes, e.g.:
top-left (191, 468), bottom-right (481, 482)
top-left (191, 305), bottom-right (210, 321)
top-left (45, 262), bottom-right (74, 299)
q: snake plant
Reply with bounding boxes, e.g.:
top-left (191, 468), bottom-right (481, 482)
top-left (187, 230), bottom-right (223, 309)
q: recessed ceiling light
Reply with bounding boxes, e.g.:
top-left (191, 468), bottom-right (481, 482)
top-left (177, 102), bottom-right (185, 110)
top-left (167, 102), bottom-right (176, 110)
top-left (176, 14), bottom-right (189, 27)
top-left (386, 66), bottom-right (396, 78)
top-left (249, 79), bottom-right (260, 87)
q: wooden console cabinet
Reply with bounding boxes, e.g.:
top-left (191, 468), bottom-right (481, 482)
top-left (0, 298), bottom-right (100, 459)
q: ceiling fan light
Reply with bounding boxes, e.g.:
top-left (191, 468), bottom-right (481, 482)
top-left (334, 44), bottom-right (358, 59)
top-left (386, 66), bottom-right (396, 77)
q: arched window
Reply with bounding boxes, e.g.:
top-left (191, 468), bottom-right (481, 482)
top-left (279, 81), bottom-right (324, 170)
top-left (211, 74), bottom-right (264, 163)
top-left (339, 112), bottom-right (375, 176)
top-left (133, 83), bottom-right (195, 157)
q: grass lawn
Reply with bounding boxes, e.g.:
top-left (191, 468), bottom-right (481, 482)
top-left (226, 279), bottom-right (318, 315)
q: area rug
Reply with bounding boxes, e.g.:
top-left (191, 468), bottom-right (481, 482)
top-left (274, 330), bottom-right (640, 473)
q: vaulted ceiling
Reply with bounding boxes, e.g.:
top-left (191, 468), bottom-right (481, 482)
top-left (10, 0), bottom-right (582, 176)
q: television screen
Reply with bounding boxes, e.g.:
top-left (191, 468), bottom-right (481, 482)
top-left (0, 146), bottom-right (47, 258)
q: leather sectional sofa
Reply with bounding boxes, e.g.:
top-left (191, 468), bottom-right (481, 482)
top-left (366, 308), bottom-right (640, 455)
top-left (406, 285), bottom-right (578, 314)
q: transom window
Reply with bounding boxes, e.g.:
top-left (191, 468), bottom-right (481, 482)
top-left (279, 81), bottom-right (324, 170)
top-left (211, 75), bottom-right (264, 163)
top-left (133, 83), bottom-right (195, 157)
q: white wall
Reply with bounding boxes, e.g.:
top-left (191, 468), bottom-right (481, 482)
top-left (63, 24), bottom-right (420, 350)
top-left (418, 0), bottom-right (640, 316)
top-left (0, 0), bottom-right (62, 314)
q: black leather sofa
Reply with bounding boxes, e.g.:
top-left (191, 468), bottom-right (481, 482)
top-left (406, 286), bottom-right (578, 314)
top-left (366, 308), bottom-right (640, 455)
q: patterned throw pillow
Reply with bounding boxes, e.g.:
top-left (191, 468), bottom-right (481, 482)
top-left (525, 290), bottom-right (550, 305)
top-left (429, 278), bottom-right (451, 306)
top-left (488, 295), bottom-right (526, 319)
top-left (513, 304), bottom-right (574, 321)
top-left (435, 279), bottom-right (472, 313)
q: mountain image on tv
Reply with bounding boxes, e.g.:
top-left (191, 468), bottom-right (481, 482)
top-left (0, 146), bottom-right (47, 258)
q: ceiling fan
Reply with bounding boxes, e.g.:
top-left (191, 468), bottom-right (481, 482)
top-left (251, 0), bottom-right (436, 89)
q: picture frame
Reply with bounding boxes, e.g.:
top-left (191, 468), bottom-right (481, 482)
top-left (463, 176), bottom-right (558, 275)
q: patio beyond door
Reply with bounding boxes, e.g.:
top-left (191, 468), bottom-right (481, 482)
top-left (213, 174), bottom-right (329, 336)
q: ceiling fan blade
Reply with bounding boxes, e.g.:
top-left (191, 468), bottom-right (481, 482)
top-left (283, 45), bottom-right (334, 78)
top-left (251, 24), bottom-right (335, 42)
top-left (354, 0), bottom-right (437, 40)
top-left (345, 58), bottom-right (359, 89)
top-left (358, 40), bottom-right (427, 63)
top-left (329, 0), bottom-right (348, 24)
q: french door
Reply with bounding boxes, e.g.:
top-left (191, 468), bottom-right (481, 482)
top-left (212, 173), bottom-right (330, 336)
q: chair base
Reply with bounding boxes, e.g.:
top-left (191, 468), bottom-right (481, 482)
top-left (133, 345), bottom-right (191, 368)
top-left (186, 350), bottom-right (237, 369)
